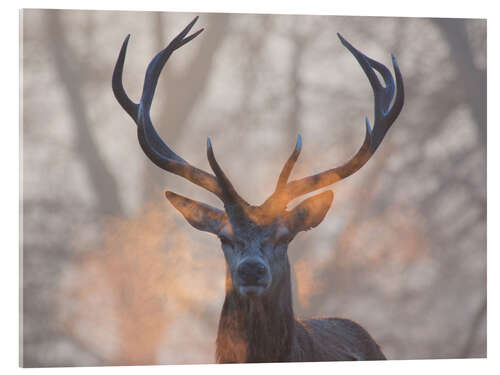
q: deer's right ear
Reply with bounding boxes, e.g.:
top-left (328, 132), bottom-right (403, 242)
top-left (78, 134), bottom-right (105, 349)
top-left (165, 191), bottom-right (227, 235)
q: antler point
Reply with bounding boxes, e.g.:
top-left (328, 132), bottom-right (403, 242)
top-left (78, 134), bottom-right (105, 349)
top-left (296, 134), bottom-right (302, 149)
top-left (365, 116), bottom-right (372, 134)
top-left (337, 33), bottom-right (349, 47)
top-left (391, 53), bottom-right (400, 68)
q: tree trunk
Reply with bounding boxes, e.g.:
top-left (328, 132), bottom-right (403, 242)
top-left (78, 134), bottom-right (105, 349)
top-left (45, 10), bottom-right (123, 217)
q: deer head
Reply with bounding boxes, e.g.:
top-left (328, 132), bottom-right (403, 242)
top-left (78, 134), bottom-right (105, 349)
top-left (112, 17), bottom-right (404, 298)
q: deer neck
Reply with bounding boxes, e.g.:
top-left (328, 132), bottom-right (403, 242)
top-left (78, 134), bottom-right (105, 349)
top-left (216, 266), bottom-right (295, 363)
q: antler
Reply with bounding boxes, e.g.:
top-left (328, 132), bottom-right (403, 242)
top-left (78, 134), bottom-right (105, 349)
top-left (114, 20), bottom-right (404, 221)
top-left (112, 16), bottom-right (225, 200)
top-left (265, 33), bottom-right (404, 208)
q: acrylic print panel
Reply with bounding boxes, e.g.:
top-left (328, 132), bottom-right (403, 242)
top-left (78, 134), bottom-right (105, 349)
top-left (20, 8), bottom-right (486, 366)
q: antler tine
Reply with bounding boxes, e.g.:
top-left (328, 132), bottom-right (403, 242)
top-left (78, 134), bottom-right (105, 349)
top-left (260, 135), bottom-right (302, 213)
top-left (386, 54), bottom-right (404, 127)
top-left (112, 17), bottom-right (224, 199)
top-left (113, 34), bottom-right (182, 158)
top-left (338, 33), bottom-right (404, 151)
top-left (274, 34), bottom-right (404, 205)
top-left (206, 138), bottom-right (249, 223)
top-left (138, 16), bottom-right (203, 115)
top-left (112, 34), bottom-right (139, 121)
top-left (207, 138), bottom-right (248, 205)
top-left (275, 135), bottom-right (302, 192)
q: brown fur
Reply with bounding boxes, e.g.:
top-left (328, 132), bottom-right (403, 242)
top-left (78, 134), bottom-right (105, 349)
top-left (216, 264), bottom-right (385, 363)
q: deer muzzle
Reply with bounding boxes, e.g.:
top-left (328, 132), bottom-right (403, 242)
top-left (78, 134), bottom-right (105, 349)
top-left (235, 258), bottom-right (271, 297)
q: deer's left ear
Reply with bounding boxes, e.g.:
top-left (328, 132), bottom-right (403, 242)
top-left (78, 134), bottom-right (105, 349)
top-left (165, 191), bottom-right (227, 235)
top-left (283, 190), bottom-right (334, 234)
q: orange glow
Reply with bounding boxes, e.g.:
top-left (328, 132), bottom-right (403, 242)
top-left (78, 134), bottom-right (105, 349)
top-left (295, 258), bottom-right (324, 308)
top-left (58, 202), bottom-right (223, 365)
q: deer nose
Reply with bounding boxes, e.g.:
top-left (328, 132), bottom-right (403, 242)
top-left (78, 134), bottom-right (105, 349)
top-left (237, 260), bottom-right (267, 285)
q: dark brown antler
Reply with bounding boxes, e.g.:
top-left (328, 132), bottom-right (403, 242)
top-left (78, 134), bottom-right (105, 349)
top-left (114, 19), bottom-right (403, 220)
top-left (266, 33), bottom-right (404, 207)
top-left (206, 137), bottom-right (250, 223)
top-left (112, 17), bottom-right (225, 200)
top-left (274, 135), bottom-right (302, 193)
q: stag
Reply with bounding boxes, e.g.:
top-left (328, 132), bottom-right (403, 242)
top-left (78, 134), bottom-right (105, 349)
top-left (112, 17), bottom-right (404, 363)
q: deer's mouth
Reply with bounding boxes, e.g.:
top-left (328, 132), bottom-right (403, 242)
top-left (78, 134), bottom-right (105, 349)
top-left (238, 284), bottom-right (268, 297)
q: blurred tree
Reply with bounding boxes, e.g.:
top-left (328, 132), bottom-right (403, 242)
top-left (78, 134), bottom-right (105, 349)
top-left (45, 11), bottom-right (124, 218)
top-left (432, 18), bottom-right (486, 357)
top-left (432, 18), bottom-right (486, 149)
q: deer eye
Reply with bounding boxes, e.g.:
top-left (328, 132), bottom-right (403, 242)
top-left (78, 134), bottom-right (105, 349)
top-left (273, 235), bottom-right (289, 246)
top-left (219, 234), bottom-right (234, 246)
top-left (273, 226), bottom-right (291, 246)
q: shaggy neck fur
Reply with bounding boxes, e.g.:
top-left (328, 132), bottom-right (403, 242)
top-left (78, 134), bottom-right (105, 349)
top-left (215, 265), bottom-right (295, 363)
